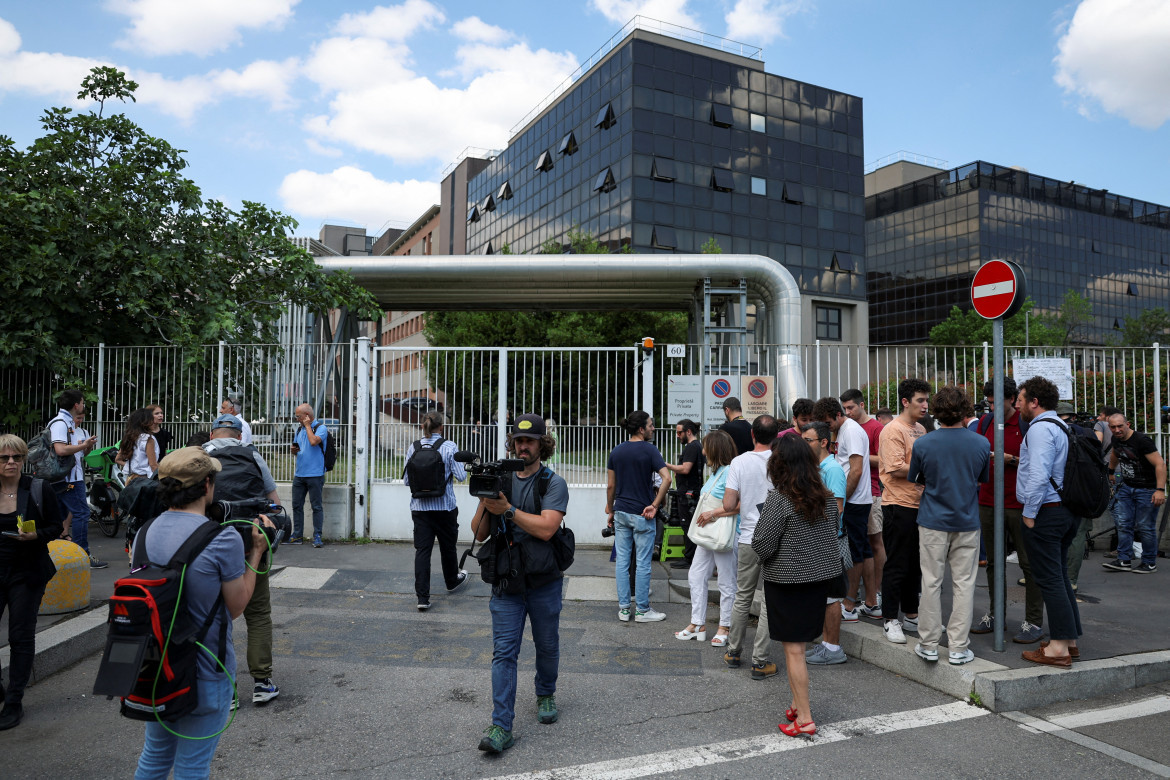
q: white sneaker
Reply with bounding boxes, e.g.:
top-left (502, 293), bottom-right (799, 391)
top-left (902, 615), bottom-right (919, 632)
top-left (884, 619), bottom-right (906, 644)
top-left (949, 649), bottom-right (975, 665)
top-left (1006, 551), bottom-right (1019, 564)
top-left (914, 643), bottom-right (938, 662)
top-left (840, 604), bottom-right (859, 622)
top-left (635, 608), bottom-right (666, 622)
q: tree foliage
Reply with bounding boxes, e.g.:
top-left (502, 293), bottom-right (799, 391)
top-left (928, 292), bottom-right (1092, 346)
top-left (1114, 308), bottom-right (1170, 347)
top-left (0, 67), bottom-right (378, 374)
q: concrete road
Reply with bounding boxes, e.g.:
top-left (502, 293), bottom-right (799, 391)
top-left (3, 567), bottom-right (1168, 779)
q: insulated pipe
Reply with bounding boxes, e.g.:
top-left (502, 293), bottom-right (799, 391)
top-left (316, 254), bottom-right (808, 414)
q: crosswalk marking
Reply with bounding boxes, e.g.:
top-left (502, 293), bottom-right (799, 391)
top-left (269, 566), bottom-right (337, 590)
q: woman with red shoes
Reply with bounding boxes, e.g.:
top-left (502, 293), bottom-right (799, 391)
top-left (751, 434), bottom-right (844, 737)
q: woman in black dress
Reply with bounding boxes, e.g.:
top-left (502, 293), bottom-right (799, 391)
top-left (751, 434), bottom-right (842, 737)
top-left (0, 434), bottom-right (64, 730)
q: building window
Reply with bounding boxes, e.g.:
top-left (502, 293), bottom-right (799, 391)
top-left (651, 226), bottom-right (676, 249)
top-left (483, 193), bottom-right (495, 212)
top-left (711, 167), bottom-right (734, 192)
top-left (1127, 282), bottom-right (1139, 296)
top-left (535, 150), bottom-right (553, 172)
top-left (593, 167), bottom-right (616, 193)
top-left (651, 157), bottom-right (674, 181)
top-left (485, 242), bottom-right (494, 255)
top-left (594, 102), bottom-right (615, 129)
top-left (558, 131), bottom-right (578, 156)
top-left (816, 306), bottom-right (842, 341)
top-left (467, 205), bottom-right (480, 223)
top-left (710, 103), bottom-right (733, 127)
top-left (750, 113), bottom-right (766, 132)
top-left (497, 181), bottom-right (512, 200)
top-left (830, 252), bottom-right (855, 272)
top-left (782, 183), bottom-right (804, 204)
top-left (750, 177), bottom-right (766, 196)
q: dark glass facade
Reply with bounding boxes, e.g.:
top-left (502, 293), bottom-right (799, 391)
top-left (464, 31), bottom-right (867, 303)
top-left (867, 161), bottom-right (1170, 344)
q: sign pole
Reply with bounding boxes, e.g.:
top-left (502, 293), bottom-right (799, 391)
top-left (993, 317), bottom-right (1006, 653)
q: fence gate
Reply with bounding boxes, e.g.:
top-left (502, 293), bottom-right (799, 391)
top-left (366, 345), bottom-right (639, 540)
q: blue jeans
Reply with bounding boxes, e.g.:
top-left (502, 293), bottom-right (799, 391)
top-left (134, 674), bottom-right (234, 780)
top-left (54, 480), bottom-right (91, 554)
top-left (1022, 504), bottom-right (1082, 641)
top-left (613, 510), bottom-right (655, 611)
top-left (291, 475), bottom-right (325, 537)
top-left (1113, 483), bottom-right (1159, 566)
top-left (489, 579), bottom-right (562, 731)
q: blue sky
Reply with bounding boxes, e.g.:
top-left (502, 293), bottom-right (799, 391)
top-left (1, 0), bottom-right (1167, 237)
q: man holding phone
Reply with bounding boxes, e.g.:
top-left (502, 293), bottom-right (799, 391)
top-left (49, 390), bottom-right (105, 568)
top-left (289, 403), bottom-right (327, 548)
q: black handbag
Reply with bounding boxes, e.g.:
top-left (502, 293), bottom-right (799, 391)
top-left (550, 520), bottom-right (575, 571)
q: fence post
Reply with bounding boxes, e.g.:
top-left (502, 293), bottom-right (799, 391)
top-left (815, 340), bottom-right (821, 400)
top-left (1155, 343), bottom-right (1162, 455)
top-left (642, 346), bottom-right (654, 420)
top-left (497, 348), bottom-right (509, 460)
top-left (96, 343), bottom-right (105, 438)
top-left (354, 336), bottom-right (371, 539)
top-left (982, 342), bottom-right (989, 386)
top-left (216, 340), bottom-right (226, 412)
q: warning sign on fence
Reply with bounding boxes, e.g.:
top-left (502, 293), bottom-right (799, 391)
top-left (740, 376), bottom-right (775, 421)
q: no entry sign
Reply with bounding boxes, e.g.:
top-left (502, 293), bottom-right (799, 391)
top-left (971, 259), bottom-right (1026, 320)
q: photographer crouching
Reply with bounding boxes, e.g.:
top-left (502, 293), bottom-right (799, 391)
top-left (203, 413), bottom-right (287, 708)
top-left (470, 414), bottom-right (569, 754)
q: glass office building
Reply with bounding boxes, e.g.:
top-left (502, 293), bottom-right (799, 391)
top-left (460, 28), bottom-right (867, 342)
top-left (866, 160), bottom-right (1170, 344)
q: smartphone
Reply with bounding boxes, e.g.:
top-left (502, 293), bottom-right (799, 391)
top-left (2, 531), bottom-right (22, 539)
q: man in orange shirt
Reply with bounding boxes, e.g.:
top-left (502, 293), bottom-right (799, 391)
top-left (877, 378), bottom-right (930, 644)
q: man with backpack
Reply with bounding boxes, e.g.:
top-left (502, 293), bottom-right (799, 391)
top-left (204, 414), bottom-right (282, 707)
top-left (1016, 376), bottom-right (1082, 667)
top-left (404, 411), bottom-right (468, 612)
top-left (290, 403), bottom-right (329, 548)
top-left (45, 390), bottom-right (105, 568)
top-left (131, 447), bottom-right (268, 778)
top-left (470, 414), bottom-right (569, 754)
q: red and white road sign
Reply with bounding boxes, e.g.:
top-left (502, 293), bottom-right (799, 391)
top-left (971, 260), bottom-right (1026, 320)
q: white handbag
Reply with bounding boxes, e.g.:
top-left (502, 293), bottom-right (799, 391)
top-left (687, 468), bottom-right (737, 552)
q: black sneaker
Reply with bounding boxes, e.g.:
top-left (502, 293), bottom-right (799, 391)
top-left (417, 601), bottom-right (431, 612)
top-left (1133, 562), bottom-right (1157, 574)
top-left (447, 570), bottom-right (470, 593)
top-left (669, 560), bottom-right (691, 569)
top-left (1103, 559), bottom-right (1132, 572)
top-left (0, 703), bottom-right (23, 731)
top-left (89, 556), bottom-right (109, 569)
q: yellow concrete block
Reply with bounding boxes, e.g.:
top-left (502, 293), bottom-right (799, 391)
top-left (41, 540), bottom-right (91, 615)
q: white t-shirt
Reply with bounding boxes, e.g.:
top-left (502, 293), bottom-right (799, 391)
top-left (127, 433), bottom-right (158, 477)
top-left (48, 409), bottom-right (83, 482)
top-left (835, 417), bottom-right (873, 505)
top-left (236, 415), bottom-right (253, 446)
top-left (725, 449), bottom-right (772, 544)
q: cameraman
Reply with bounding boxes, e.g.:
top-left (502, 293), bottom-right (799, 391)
top-left (132, 448), bottom-right (268, 779)
top-left (470, 414), bottom-right (569, 754)
top-left (203, 414), bottom-right (282, 708)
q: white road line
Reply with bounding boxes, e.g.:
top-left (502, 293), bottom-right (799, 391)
top-left (1004, 711), bottom-right (1170, 779)
top-left (269, 566), bottom-right (337, 590)
top-left (1049, 695), bottom-right (1170, 730)
top-left (486, 701), bottom-right (988, 780)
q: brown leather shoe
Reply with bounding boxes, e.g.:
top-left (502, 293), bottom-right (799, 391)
top-left (1021, 648), bottom-right (1072, 667)
top-left (1040, 640), bottom-right (1080, 660)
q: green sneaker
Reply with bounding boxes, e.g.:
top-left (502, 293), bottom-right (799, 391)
top-left (478, 724), bottom-right (515, 753)
top-left (537, 694), bottom-right (558, 724)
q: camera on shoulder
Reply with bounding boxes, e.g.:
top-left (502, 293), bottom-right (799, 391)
top-left (206, 498), bottom-right (291, 555)
top-left (455, 451), bottom-right (525, 499)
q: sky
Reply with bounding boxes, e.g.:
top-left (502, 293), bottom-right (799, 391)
top-left (1, 0), bottom-right (1168, 239)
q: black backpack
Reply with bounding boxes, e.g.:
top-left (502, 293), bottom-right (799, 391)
top-left (314, 424), bottom-right (337, 472)
top-left (1026, 417), bottom-right (1111, 518)
top-left (208, 444), bottom-right (267, 501)
top-left (94, 518), bottom-right (229, 724)
top-left (405, 438), bottom-right (448, 498)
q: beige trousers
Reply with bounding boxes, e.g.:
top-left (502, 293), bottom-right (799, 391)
top-left (917, 528), bottom-right (980, 653)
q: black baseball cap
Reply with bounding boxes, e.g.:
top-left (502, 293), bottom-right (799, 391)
top-left (511, 414), bottom-right (546, 439)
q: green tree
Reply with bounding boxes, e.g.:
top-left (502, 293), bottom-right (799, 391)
top-left (699, 236), bottom-right (723, 254)
top-left (0, 67), bottom-right (378, 373)
top-left (928, 293), bottom-right (1091, 347)
top-left (1115, 308), bottom-right (1170, 347)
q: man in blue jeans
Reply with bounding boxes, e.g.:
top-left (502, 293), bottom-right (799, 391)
top-left (289, 403), bottom-right (327, 548)
top-left (470, 414), bottom-right (570, 753)
top-left (605, 410), bottom-right (670, 623)
top-left (49, 390), bottom-right (105, 568)
top-left (1104, 412), bottom-right (1166, 573)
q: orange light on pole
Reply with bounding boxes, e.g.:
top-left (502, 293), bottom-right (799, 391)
top-left (641, 337), bottom-right (654, 355)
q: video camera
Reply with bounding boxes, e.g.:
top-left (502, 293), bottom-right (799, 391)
top-left (206, 498), bottom-right (290, 555)
top-left (454, 451), bottom-right (525, 499)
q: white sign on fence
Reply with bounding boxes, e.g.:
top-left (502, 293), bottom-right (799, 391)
top-left (665, 343), bottom-right (686, 359)
top-left (1012, 358), bottom-right (1074, 400)
top-left (740, 375), bottom-right (775, 421)
top-left (666, 375), bottom-right (701, 421)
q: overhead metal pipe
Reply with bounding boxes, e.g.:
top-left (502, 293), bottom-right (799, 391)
top-left (315, 254), bottom-right (808, 414)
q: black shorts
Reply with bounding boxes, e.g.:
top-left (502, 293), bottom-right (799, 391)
top-left (843, 502), bottom-right (874, 563)
top-left (826, 568), bottom-right (847, 601)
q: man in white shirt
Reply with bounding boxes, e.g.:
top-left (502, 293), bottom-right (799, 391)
top-left (49, 390), bottom-right (105, 568)
top-left (221, 397), bottom-right (253, 445)
top-left (813, 397), bottom-right (875, 623)
top-left (721, 415), bottom-right (780, 680)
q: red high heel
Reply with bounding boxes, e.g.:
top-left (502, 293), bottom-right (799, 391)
top-left (785, 707), bottom-right (798, 723)
top-left (779, 720), bottom-right (817, 737)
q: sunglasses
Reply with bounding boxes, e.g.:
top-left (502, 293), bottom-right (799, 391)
top-left (1, 454), bottom-right (24, 462)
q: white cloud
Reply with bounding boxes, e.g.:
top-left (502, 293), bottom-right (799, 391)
top-left (590, 0), bottom-right (700, 29)
top-left (725, 0), bottom-right (805, 45)
top-left (302, 36), bottom-right (413, 92)
top-left (279, 166), bottom-right (439, 227)
top-left (1054, 0), bottom-right (1170, 129)
top-left (305, 138), bottom-right (343, 158)
top-left (305, 41), bottom-right (577, 164)
top-left (109, 0), bottom-right (298, 56)
top-left (0, 17), bottom-right (20, 55)
top-left (333, 0), bottom-right (445, 40)
top-left (452, 16), bottom-right (512, 45)
top-left (212, 58), bottom-right (300, 109)
top-left (0, 17), bottom-right (106, 104)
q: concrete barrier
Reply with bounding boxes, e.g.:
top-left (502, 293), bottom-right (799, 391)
top-left (40, 540), bottom-right (90, 615)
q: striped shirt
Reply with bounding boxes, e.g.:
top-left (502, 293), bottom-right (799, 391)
top-left (404, 434), bottom-right (466, 512)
